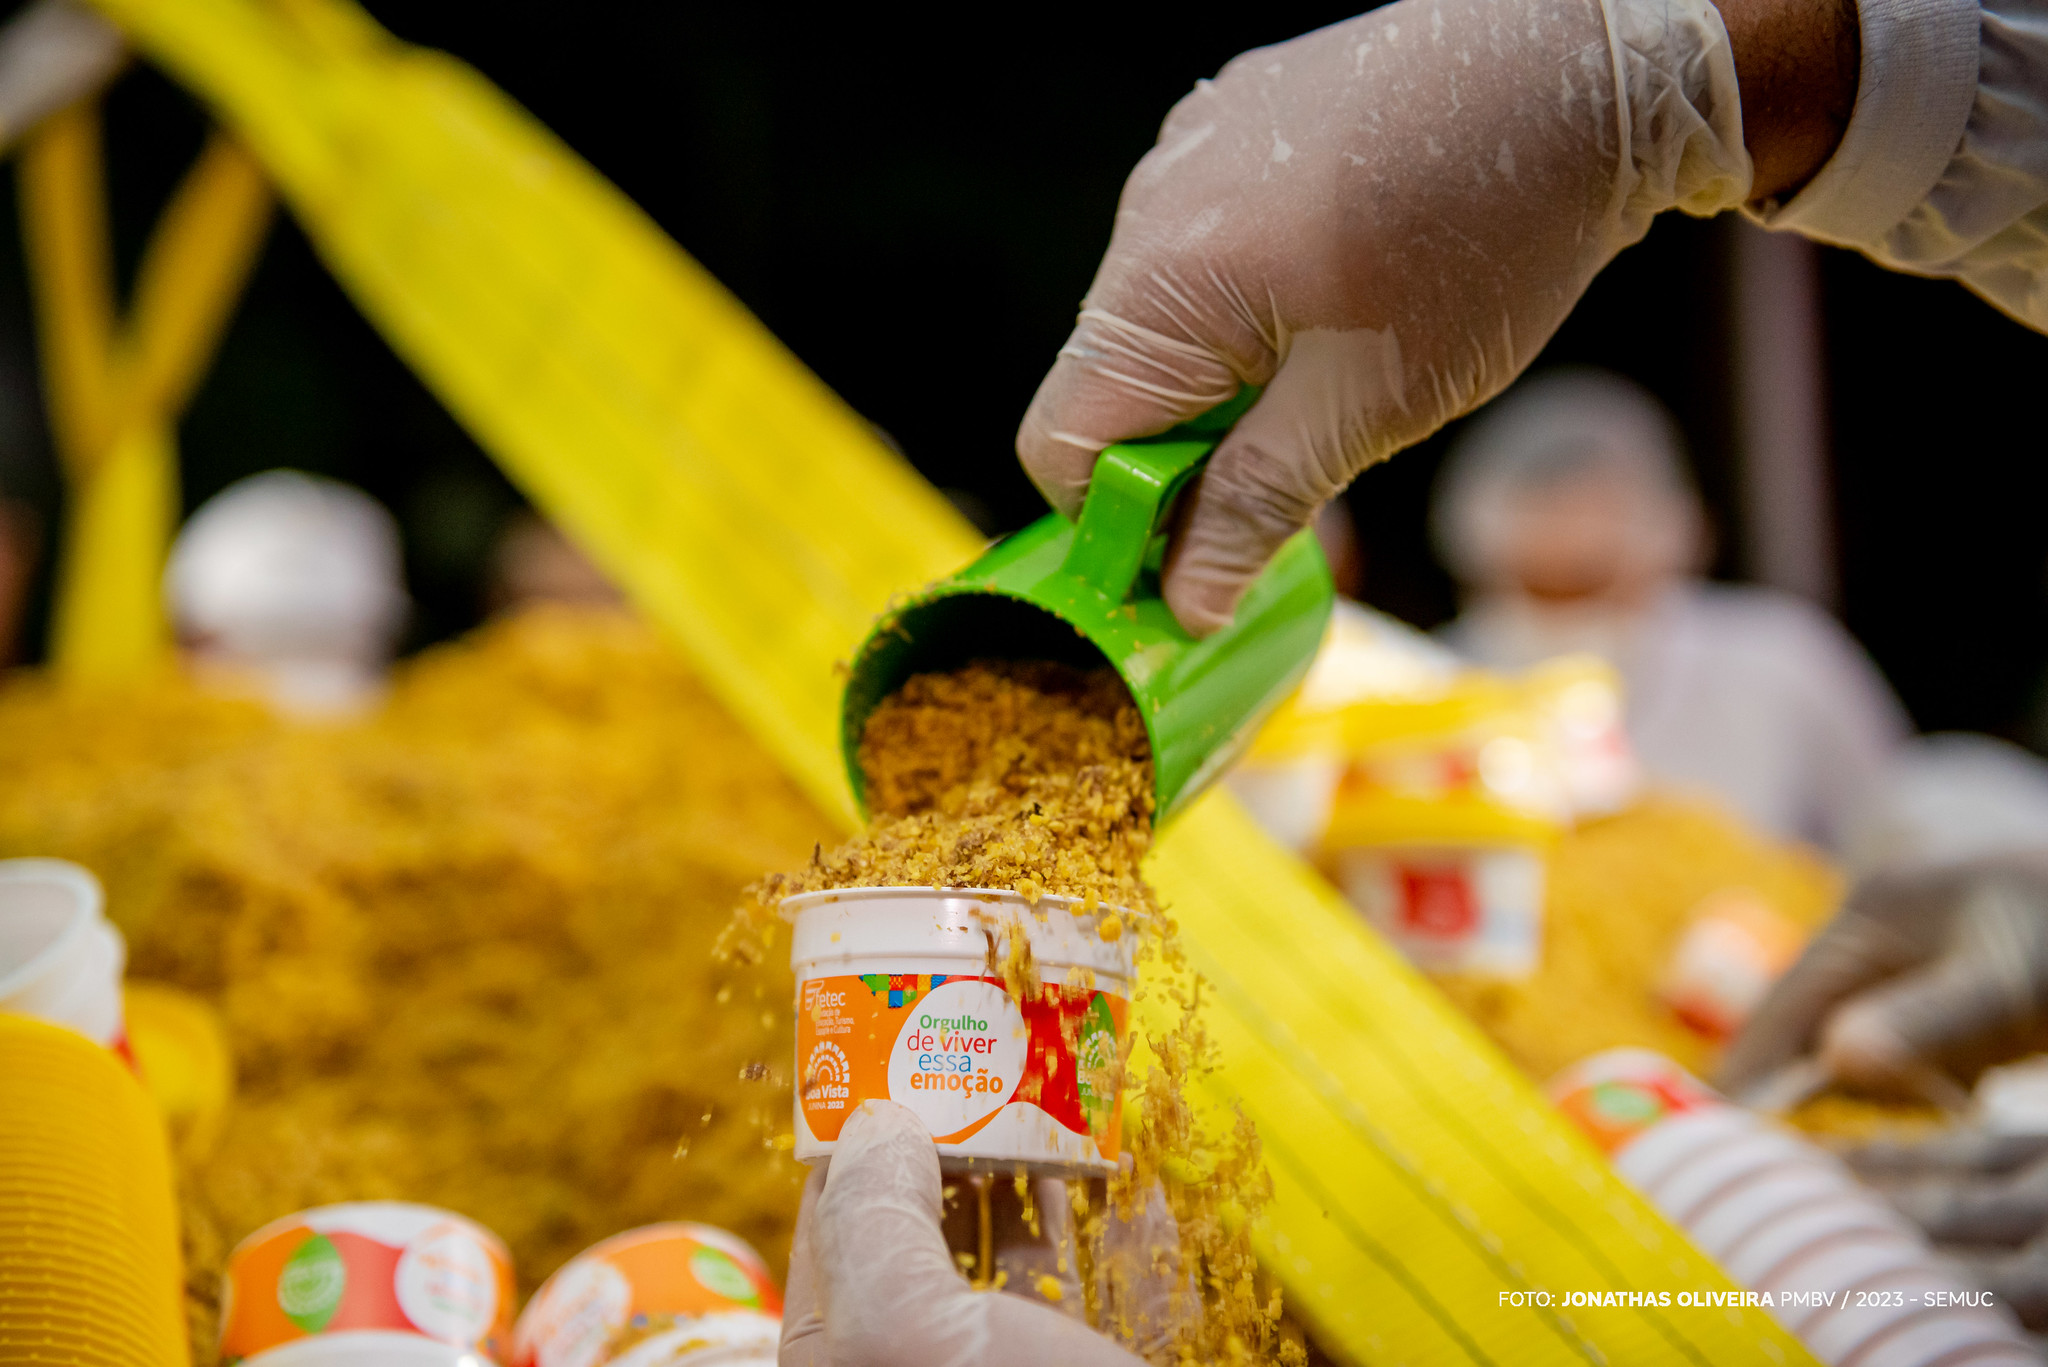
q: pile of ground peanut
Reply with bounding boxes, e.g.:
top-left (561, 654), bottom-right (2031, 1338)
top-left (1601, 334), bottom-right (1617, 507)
top-left (0, 609), bottom-right (822, 1361)
top-left (740, 660), bottom-right (1304, 1366)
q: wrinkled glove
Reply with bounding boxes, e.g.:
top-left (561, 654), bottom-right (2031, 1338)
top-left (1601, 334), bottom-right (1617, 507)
top-left (1846, 1132), bottom-right (2048, 1330)
top-left (1719, 855), bottom-right (2048, 1102)
top-left (1016, 0), bottom-right (1751, 634)
top-left (779, 1101), bottom-right (1154, 1367)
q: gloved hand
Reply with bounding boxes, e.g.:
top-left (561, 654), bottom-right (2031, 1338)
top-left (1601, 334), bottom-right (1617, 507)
top-left (1718, 855), bottom-right (2048, 1103)
top-left (1016, 0), bottom-right (1750, 634)
top-left (1846, 1130), bottom-right (2048, 1329)
top-left (779, 1101), bottom-right (1162, 1367)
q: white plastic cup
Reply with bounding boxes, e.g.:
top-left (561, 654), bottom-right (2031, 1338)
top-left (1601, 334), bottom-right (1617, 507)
top-left (785, 886), bottom-right (1137, 1176)
top-left (1550, 1049), bottom-right (2036, 1365)
top-left (1686, 1170), bottom-right (1896, 1265)
top-left (0, 858), bottom-right (125, 1051)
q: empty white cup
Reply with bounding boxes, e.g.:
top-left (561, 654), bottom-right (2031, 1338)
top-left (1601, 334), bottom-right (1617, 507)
top-left (0, 858), bottom-right (124, 1050)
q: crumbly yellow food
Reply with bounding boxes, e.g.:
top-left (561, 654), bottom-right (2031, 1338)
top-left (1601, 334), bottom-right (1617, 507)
top-left (761, 661), bottom-right (1157, 916)
top-left (1429, 797), bottom-right (1843, 1083)
top-left (744, 660), bottom-right (1300, 1367)
top-left (0, 608), bottom-right (825, 1361)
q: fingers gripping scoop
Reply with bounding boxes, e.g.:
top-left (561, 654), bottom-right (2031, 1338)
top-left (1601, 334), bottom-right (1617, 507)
top-left (841, 390), bottom-right (1334, 825)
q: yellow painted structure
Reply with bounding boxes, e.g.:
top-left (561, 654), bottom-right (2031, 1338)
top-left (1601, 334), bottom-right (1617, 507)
top-left (18, 107), bottom-right (270, 679)
top-left (44, 1), bottom-right (1816, 1359)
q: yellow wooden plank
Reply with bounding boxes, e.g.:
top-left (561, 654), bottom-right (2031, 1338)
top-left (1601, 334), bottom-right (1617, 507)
top-left (79, 1), bottom-right (1817, 1360)
top-left (44, 421), bottom-right (178, 679)
top-left (123, 132), bottom-right (273, 422)
top-left (20, 110), bottom-right (270, 679)
top-left (17, 101), bottom-right (117, 478)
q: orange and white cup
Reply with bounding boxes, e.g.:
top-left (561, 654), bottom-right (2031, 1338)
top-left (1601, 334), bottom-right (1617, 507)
top-left (218, 1202), bottom-right (514, 1365)
top-left (785, 887), bottom-right (1136, 1176)
top-left (1659, 890), bottom-right (1807, 1040)
top-left (513, 1223), bottom-right (781, 1367)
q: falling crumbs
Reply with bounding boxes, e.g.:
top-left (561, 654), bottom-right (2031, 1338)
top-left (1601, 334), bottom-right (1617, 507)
top-left (733, 660), bottom-right (1305, 1366)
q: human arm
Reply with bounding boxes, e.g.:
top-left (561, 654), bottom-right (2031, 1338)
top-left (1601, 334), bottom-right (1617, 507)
top-left (1020, 0), bottom-right (2048, 636)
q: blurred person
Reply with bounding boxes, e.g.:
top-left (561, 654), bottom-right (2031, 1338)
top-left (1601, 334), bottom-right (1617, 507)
top-left (166, 470), bottom-right (408, 716)
top-left (1430, 369), bottom-right (1908, 851)
top-left (1723, 733), bottom-right (2048, 1098)
top-left (0, 496), bottom-right (36, 666)
top-left (484, 509), bottom-right (624, 616)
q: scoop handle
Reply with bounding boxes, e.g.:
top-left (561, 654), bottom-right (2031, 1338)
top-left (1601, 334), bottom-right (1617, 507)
top-left (1057, 388), bottom-right (1260, 604)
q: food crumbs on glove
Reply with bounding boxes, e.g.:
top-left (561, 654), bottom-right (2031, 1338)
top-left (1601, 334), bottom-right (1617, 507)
top-left (731, 660), bottom-right (1303, 1366)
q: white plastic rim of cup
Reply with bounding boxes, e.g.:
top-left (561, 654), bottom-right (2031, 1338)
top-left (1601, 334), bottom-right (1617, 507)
top-left (1712, 1192), bottom-right (1915, 1285)
top-left (610, 1348), bottom-right (776, 1367)
top-left (239, 1332), bottom-right (485, 1366)
top-left (605, 1314), bottom-right (780, 1367)
top-left (1685, 1167), bottom-right (1888, 1263)
top-left (1640, 1129), bottom-right (1847, 1226)
top-left (0, 857), bottom-right (123, 1048)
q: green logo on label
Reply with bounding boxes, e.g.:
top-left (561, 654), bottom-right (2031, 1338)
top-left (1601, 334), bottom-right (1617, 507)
top-left (1589, 1081), bottom-right (1663, 1125)
top-left (689, 1246), bottom-right (759, 1306)
top-left (1076, 993), bottom-right (1119, 1136)
top-left (277, 1233), bottom-right (346, 1333)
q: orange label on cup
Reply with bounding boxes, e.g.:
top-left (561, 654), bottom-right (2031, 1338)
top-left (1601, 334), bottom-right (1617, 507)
top-left (796, 972), bottom-right (1126, 1162)
top-left (1548, 1051), bottom-right (1723, 1155)
top-left (513, 1223), bottom-right (781, 1367)
top-left (219, 1203), bottom-right (514, 1363)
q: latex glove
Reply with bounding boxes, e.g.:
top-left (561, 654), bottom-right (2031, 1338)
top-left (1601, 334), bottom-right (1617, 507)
top-left (1718, 856), bottom-right (2048, 1102)
top-left (779, 1101), bottom-right (1150, 1367)
top-left (1016, 0), bottom-right (1749, 634)
top-left (1844, 1132), bottom-right (2048, 1329)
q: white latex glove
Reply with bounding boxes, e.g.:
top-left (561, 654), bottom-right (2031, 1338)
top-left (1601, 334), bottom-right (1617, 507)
top-left (1719, 855), bottom-right (2048, 1101)
top-left (1845, 1134), bottom-right (2048, 1329)
top-left (779, 1101), bottom-right (1150, 1367)
top-left (1017, 0), bottom-right (1750, 634)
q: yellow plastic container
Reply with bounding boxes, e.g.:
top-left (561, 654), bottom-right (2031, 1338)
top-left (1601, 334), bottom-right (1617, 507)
top-left (0, 1012), bottom-right (188, 1366)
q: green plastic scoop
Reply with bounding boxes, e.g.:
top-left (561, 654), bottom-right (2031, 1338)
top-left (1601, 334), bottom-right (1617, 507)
top-left (842, 391), bottom-right (1335, 824)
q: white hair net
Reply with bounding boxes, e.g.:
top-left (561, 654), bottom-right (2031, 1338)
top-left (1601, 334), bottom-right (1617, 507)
top-left (166, 469), bottom-right (407, 677)
top-left (1430, 369), bottom-right (1702, 586)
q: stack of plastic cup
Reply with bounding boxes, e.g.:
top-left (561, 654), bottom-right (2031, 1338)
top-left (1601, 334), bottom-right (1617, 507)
top-left (513, 1223), bottom-right (781, 1367)
top-left (0, 857), bottom-right (128, 1058)
top-left (0, 1012), bottom-right (188, 1365)
top-left (1552, 1049), bottom-right (2038, 1366)
top-left (217, 1202), bottom-right (515, 1364)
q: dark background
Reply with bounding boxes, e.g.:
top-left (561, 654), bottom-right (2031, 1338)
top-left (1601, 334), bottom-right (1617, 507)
top-left (0, 3), bottom-right (2042, 747)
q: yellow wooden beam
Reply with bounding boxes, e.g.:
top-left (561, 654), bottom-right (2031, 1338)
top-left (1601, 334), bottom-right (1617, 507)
top-left (17, 110), bottom-right (272, 681)
top-left (18, 101), bottom-right (117, 478)
top-left (123, 132), bottom-right (271, 424)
